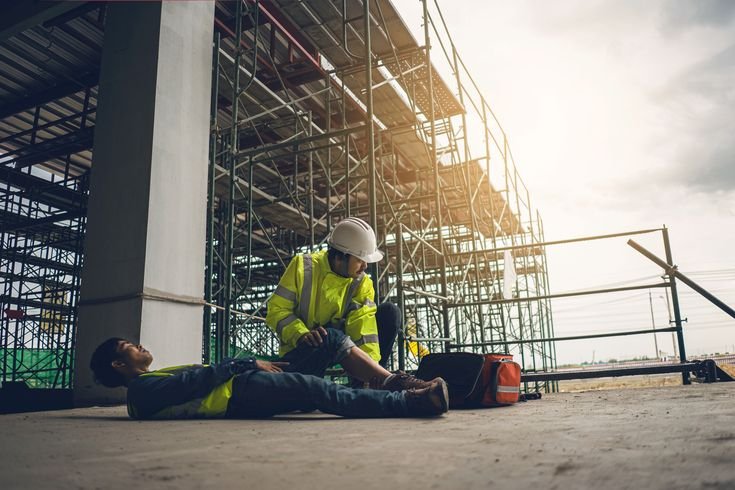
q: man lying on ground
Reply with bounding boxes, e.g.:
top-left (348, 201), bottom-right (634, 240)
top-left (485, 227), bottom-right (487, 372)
top-left (89, 332), bottom-right (448, 420)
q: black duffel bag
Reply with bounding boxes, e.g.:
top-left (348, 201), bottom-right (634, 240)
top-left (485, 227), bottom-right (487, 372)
top-left (415, 352), bottom-right (485, 408)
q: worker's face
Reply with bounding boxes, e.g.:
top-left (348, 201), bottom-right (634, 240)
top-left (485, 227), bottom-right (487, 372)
top-left (346, 255), bottom-right (368, 279)
top-left (112, 340), bottom-right (153, 375)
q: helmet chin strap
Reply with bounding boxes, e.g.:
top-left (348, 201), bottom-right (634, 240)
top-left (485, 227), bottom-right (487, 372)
top-left (341, 255), bottom-right (351, 278)
top-left (328, 252), bottom-right (352, 278)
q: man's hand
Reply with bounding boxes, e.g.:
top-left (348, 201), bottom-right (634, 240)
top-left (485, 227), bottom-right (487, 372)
top-left (298, 326), bottom-right (328, 347)
top-left (255, 360), bottom-right (289, 373)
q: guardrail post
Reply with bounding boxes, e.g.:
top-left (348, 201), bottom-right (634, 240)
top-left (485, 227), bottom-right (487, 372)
top-left (662, 227), bottom-right (689, 384)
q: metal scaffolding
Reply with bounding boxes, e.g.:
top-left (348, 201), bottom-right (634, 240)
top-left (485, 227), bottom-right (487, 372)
top-left (0, 163), bottom-right (87, 388)
top-left (204, 0), bottom-right (556, 388)
top-left (0, 4), bottom-right (101, 389)
top-left (0, 0), bottom-right (555, 393)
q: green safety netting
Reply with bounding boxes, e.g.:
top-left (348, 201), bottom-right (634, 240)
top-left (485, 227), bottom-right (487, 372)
top-left (0, 348), bottom-right (73, 389)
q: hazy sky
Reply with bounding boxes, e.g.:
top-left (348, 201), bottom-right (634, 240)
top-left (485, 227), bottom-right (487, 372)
top-left (396, 0), bottom-right (735, 363)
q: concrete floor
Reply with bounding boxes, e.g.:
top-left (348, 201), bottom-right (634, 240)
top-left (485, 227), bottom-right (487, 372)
top-left (1, 383), bottom-right (734, 490)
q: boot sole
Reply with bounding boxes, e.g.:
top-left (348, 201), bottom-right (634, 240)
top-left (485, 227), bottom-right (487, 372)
top-left (437, 378), bottom-right (449, 413)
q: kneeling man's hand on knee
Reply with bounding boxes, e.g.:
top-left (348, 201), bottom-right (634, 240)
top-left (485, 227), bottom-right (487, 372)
top-left (298, 326), bottom-right (328, 347)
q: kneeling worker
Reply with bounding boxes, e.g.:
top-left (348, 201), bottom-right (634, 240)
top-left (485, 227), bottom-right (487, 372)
top-left (266, 217), bottom-right (427, 390)
top-left (90, 338), bottom-right (448, 419)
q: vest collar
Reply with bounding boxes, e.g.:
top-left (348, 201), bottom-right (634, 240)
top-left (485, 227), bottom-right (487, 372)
top-left (315, 249), bottom-right (351, 281)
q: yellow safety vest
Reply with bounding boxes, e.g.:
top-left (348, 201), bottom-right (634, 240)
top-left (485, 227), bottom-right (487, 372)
top-left (127, 365), bottom-right (234, 419)
top-left (265, 249), bottom-right (380, 361)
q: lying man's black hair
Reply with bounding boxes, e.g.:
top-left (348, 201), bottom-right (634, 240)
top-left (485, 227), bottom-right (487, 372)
top-left (89, 337), bottom-right (126, 388)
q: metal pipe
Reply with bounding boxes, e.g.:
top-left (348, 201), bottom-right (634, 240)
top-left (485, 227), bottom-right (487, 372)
top-left (409, 337), bottom-right (453, 342)
top-left (481, 98), bottom-right (503, 350)
top-left (521, 361), bottom-right (705, 383)
top-left (364, 0), bottom-right (380, 298)
top-left (452, 282), bottom-right (670, 307)
top-left (663, 288), bottom-right (678, 357)
top-left (239, 0), bottom-right (259, 93)
top-left (453, 228), bottom-right (663, 257)
top-left (648, 289), bottom-right (660, 358)
top-left (257, 0), bottom-right (322, 69)
top-left (400, 223), bottom-right (443, 257)
top-left (243, 145), bottom-right (254, 289)
top-left (342, 78), bottom-right (351, 217)
top-left (223, 0), bottom-right (244, 361)
top-left (661, 229), bottom-right (688, 383)
top-left (203, 31), bottom-right (221, 364)
top-left (404, 286), bottom-right (450, 302)
top-left (422, 0), bottom-right (451, 353)
top-left (237, 124), bottom-right (366, 160)
top-left (236, 86), bottom-right (331, 127)
top-left (628, 238), bottom-right (735, 319)
top-left (342, 0), bottom-right (366, 61)
top-left (452, 326), bottom-right (678, 348)
top-left (397, 226), bottom-right (406, 371)
top-left (307, 111), bottom-right (315, 251)
top-left (325, 71), bottom-right (333, 233)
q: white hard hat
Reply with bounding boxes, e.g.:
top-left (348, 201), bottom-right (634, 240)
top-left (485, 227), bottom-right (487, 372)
top-left (327, 217), bottom-right (384, 263)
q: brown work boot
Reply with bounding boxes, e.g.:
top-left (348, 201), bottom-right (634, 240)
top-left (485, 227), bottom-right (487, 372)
top-left (404, 378), bottom-right (450, 417)
top-left (371, 371), bottom-right (438, 391)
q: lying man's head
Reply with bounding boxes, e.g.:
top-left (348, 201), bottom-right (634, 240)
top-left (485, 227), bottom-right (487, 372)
top-left (90, 338), bottom-right (154, 387)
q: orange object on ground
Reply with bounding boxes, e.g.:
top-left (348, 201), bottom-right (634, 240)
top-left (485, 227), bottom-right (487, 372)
top-left (478, 354), bottom-right (521, 406)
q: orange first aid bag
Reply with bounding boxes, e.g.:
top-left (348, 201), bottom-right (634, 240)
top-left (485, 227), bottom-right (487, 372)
top-left (475, 354), bottom-right (521, 406)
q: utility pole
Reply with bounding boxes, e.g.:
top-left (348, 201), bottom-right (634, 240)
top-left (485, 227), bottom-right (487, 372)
top-left (661, 290), bottom-right (677, 358)
top-left (648, 289), bottom-right (660, 359)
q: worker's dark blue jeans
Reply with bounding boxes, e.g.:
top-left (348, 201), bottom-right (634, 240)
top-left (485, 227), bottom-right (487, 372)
top-left (227, 322), bottom-right (409, 418)
top-left (279, 302), bottom-right (401, 373)
top-left (231, 327), bottom-right (409, 417)
top-left (228, 370), bottom-right (409, 418)
top-left (280, 326), bottom-right (355, 377)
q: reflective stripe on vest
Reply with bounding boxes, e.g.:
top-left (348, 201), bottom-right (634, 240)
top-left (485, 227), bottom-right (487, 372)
top-left (274, 284), bottom-right (297, 303)
top-left (496, 385), bottom-right (519, 393)
top-left (277, 314), bottom-right (299, 336)
top-left (330, 273), bottom-right (365, 330)
top-left (343, 273), bottom-right (365, 317)
top-left (354, 333), bottom-right (380, 346)
top-left (300, 254), bottom-right (313, 325)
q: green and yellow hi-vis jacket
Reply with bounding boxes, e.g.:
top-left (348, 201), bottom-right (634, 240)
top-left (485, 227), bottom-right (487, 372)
top-left (126, 358), bottom-right (257, 420)
top-left (265, 249), bottom-right (380, 361)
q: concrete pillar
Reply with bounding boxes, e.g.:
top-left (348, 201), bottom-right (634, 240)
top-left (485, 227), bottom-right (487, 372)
top-left (74, 1), bottom-right (215, 405)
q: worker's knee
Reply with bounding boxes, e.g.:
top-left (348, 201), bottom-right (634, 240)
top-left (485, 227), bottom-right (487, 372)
top-left (322, 327), bottom-right (354, 356)
top-left (376, 302), bottom-right (402, 331)
top-left (322, 326), bottom-right (345, 341)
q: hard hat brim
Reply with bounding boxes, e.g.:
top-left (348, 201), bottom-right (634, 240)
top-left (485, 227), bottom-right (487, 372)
top-left (359, 249), bottom-right (384, 263)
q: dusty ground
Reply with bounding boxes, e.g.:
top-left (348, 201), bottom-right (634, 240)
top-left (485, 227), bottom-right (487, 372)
top-left (1, 383), bottom-right (734, 490)
top-left (558, 374), bottom-right (682, 392)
